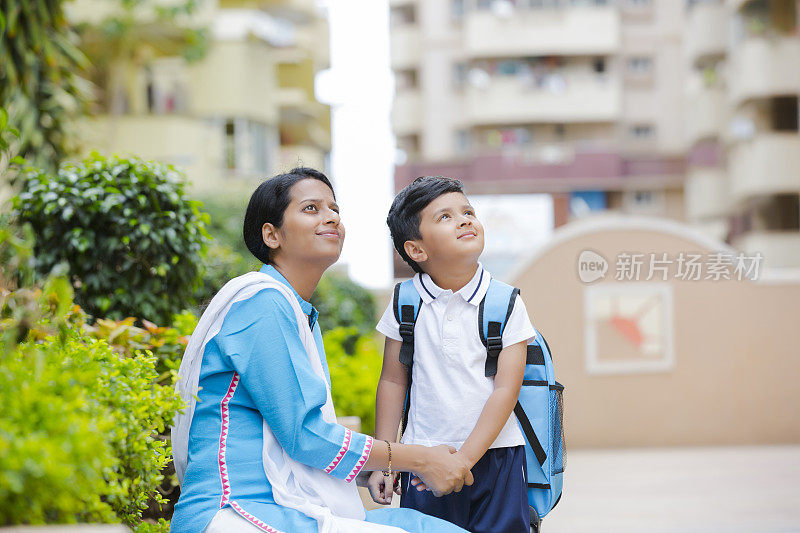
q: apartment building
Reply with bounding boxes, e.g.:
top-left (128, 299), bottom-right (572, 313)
top-left (728, 0), bottom-right (800, 270)
top-left (685, 0), bottom-right (800, 269)
top-left (68, 0), bottom-right (330, 194)
top-left (390, 0), bottom-right (800, 275)
top-left (391, 0), bottom-right (687, 233)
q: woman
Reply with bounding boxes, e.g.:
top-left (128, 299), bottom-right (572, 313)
top-left (171, 168), bottom-right (471, 532)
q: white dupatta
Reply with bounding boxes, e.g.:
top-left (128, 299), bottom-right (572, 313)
top-left (171, 272), bottom-right (407, 533)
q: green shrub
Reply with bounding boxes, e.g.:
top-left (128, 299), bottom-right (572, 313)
top-left (0, 233), bottom-right (184, 527)
top-left (12, 154), bottom-right (210, 324)
top-left (325, 327), bottom-right (382, 435)
top-left (312, 272), bottom-right (378, 334)
top-left (193, 241), bottom-right (256, 309)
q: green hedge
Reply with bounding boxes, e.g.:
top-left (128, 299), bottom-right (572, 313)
top-left (324, 327), bottom-right (382, 436)
top-left (12, 153), bottom-right (210, 324)
top-left (0, 229), bottom-right (184, 528)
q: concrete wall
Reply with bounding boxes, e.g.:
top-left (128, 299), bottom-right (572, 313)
top-left (510, 215), bottom-right (800, 448)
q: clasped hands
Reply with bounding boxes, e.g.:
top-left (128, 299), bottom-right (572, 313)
top-left (367, 444), bottom-right (474, 505)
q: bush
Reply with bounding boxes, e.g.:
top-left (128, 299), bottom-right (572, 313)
top-left (312, 272), bottom-right (378, 334)
top-left (0, 231), bottom-right (184, 528)
top-left (12, 154), bottom-right (210, 324)
top-left (324, 327), bottom-right (383, 435)
top-left (193, 241), bottom-right (256, 310)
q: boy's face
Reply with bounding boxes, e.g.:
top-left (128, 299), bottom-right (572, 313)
top-left (407, 192), bottom-right (484, 268)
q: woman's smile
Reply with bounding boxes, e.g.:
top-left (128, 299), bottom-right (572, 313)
top-left (317, 229), bottom-right (341, 240)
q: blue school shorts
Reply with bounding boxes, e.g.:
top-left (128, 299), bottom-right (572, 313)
top-left (400, 445), bottom-right (529, 533)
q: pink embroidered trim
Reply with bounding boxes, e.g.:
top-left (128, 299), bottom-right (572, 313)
top-left (218, 372), bottom-right (240, 508)
top-left (230, 501), bottom-right (284, 533)
top-left (324, 428), bottom-right (352, 474)
top-left (345, 435), bottom-right (373, 483)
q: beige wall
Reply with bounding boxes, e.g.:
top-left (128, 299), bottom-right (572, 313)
top-left (510, 216), bottom-right (800, 449)
top-left (188, 41), bottom-right (279, 125)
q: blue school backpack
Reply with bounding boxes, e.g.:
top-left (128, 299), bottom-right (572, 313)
top-left (393, 278), bottom-right (565, 528)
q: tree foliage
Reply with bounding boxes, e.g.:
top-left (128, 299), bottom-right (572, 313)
top-left (324, 327), bottom-right (383, 436)
top-left (12, 154), bottom-right (210, 324)
top-left (312, 271), bottom-right (378, 335)
top-left (0, 0), bottom-right (91, 171)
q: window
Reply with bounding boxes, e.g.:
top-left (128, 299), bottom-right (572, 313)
top-left (627, 56), bottom-right (653, 74)
top-left (452, 0), bottom-right (465, 20)
top-left (456, 130), bottom-right (471, 153)
top-left (453, 62), bottom-right (468, 89)
top-left (390, 5), bottom-right (416, 26)
top-left (630, 124), bottom-right (655, 139)
top-left (771, 96), bottom-right (799, 132)
top-left (395, 69), bottom-right (418, 91)
top-left (623, 189), bottom-right (666, 215)
top-left (593, 57), bottom-right (606, 74)
top-left (223, 119), bottom-right (277, 175)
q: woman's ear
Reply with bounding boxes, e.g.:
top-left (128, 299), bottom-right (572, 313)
top-left (403, 240), bottom-right (427, 264)
top-left (262, 222), bottom-right (281, 250)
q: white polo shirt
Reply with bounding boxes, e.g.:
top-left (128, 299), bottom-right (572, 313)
top-left (376, 263), bottom-right (535, 449)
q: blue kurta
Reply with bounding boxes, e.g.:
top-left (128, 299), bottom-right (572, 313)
top-left (171, 265), bottom-right (465, 533)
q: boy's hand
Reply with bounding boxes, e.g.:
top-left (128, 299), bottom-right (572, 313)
top-left (367, 470), bottom-right (399, 505)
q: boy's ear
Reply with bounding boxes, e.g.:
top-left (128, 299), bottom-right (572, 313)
top-left (403, 239), bottom-right (427, 264)
top-left (262, 222), bottom-right (281, 250)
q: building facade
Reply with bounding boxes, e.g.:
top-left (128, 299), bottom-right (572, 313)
top-left (68, 0), bottom-right (331, 194)
top-left (685, 0), bottom-right (800, 269)
top-left (389, 0), bottom-right (800, 274)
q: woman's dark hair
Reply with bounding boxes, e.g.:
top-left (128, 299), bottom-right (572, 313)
top-left (386, 175), bottom-right (465, 274)
top-left (243, 167), bottom-right (335, 264)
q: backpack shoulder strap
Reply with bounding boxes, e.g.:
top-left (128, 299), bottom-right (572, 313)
top-left (393, 279), bottom-right (422, 369)
top-left (478, 279), bottom-right (520, 377)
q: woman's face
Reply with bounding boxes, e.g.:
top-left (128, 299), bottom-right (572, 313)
top-left (265, 178), bottom-right (345, 267)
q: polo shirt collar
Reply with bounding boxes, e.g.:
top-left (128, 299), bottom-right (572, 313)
top-left (413, 263), bottom-right (490, 306)
top-left (259, 264), bottom-right (319, 328)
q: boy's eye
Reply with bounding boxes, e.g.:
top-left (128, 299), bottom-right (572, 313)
top-left (464, 210), bottom-right (474, 216)
top-left (439, 213), bottom-right (450, 221)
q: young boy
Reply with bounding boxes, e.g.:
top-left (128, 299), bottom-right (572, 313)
top-left (367, 176), bottom-right (535, 533)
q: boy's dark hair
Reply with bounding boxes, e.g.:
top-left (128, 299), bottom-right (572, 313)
top-left (387, 175), bottom-right (465, 274)
top-left (243, 167), bottom-right (335, 264)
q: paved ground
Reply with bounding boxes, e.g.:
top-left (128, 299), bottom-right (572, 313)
top-left (361, 445), bottom-right (800, 532)
top-left (542, 445), bottom-right (800, 532)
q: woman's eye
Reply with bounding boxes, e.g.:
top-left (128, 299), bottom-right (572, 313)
top-left (304, 204), bottom-right (317, 212)
top-left (464, 210), bottom-right (474, 216)
top-left (439, 213), bottom-right (450, 221)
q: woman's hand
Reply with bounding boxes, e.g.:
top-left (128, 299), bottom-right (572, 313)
top-left (366, 470), bottom-right (400, 505)
top-left (415, 445), bottom-right (474, 497)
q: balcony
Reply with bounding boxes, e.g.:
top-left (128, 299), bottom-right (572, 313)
top-left (729, 36), bottom-right (800, 105)
top-left (729, 133), bottom-right (800, 201)
top-left (390, 25), bottom-right (422, 69)
top-left (686, 2), bottom-right (727, 63)
top-left (77, 114), bottom-right (224, 189)
top-left (733, 231), bottom-right (800, 268)
top-left (686, 86), bottom-right (726, 145)
top-left (463, 6), bottom-right (619, 57)
top-left (464, 77), bottom-right (621, 125)
top-left (685, 167), bottom-right (729, 221)
top-left (392, 90), bottom-right (422, 136)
